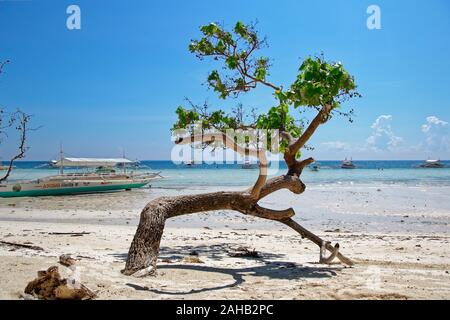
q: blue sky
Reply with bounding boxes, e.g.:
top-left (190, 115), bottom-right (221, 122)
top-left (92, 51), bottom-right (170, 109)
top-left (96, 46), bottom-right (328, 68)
top-left (1, 0), bottom-right (449, 160)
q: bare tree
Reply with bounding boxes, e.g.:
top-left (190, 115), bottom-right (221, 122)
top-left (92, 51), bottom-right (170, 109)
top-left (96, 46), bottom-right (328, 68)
top-left (123, 22), bottom-right (360, 277)
top-left (0, 60), bottom-right (32, 182)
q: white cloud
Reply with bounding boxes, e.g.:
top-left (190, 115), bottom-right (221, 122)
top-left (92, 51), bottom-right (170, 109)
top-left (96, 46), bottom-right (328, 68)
top-left (366, 115), bottom-right (404, 151)
top-left (317, 115), bottom-right (450, 159)
top-left (420, 116), bottom-right (450, 153)
top-left (421, 116), bottom-right (448, 133)
top-left (321, 141), bottom-right (351, 150)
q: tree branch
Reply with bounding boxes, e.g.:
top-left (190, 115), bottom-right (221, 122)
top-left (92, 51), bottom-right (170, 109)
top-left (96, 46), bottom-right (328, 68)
top-left (296, 157), bottom-right (315, 171)
top-left (175, 132), bottom-right (268, 199)
top-left (245, 204), bottom-right (295, 220)
top-left (244, 73), bottom-right (280, 91)
top-left (289, 104), bottom-right (332, 155)
top-left (0, 60), bottom-right (10, 74)
top-left (0, 110), bottom-right (30, 182)
top-left (280, 218), bottom-right (354, 266)
top-left (280, 131), bottom-right (294, 144)
top-left (257, 175), bottom-right (306, 199)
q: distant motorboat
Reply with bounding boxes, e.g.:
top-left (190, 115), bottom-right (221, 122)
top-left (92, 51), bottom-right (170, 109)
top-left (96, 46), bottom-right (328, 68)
top-left (182, 159), bottom-right (196, 167)
top-left (241, 159), bottom-right (257, 169)
top-left (309, 164), bottom-right (320, 172)
top-left (419, 159), bottom-right (445, 168)
top-left (341, 158), bottom-right (356, 169)
top-left (48, 159), bottom-right (58, 168)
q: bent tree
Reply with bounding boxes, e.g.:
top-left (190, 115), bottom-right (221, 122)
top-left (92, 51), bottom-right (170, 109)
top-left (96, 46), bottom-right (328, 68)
top-left (123, 22), bottom-right (360, 277)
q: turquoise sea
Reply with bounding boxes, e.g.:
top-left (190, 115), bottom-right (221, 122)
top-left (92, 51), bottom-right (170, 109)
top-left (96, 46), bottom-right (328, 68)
top-left (3, 160), bottom-right (450, 188)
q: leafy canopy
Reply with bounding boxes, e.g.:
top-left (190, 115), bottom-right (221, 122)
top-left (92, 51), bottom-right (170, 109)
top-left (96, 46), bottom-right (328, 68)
top-left (174, 21), bottom-right (360, 154)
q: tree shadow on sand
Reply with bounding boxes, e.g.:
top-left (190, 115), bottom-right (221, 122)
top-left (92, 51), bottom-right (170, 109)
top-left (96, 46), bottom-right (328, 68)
top-left (110, 243), bottom-right (286, 262)
top-left (126, 263), bottom-right (340, 295)
top-left (118, 243), bottom-right (342, 295)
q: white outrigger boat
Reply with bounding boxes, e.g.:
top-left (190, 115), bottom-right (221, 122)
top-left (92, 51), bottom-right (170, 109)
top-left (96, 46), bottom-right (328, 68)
top-left (419, 159), bottom-right (445, 168)
top-left (182, 159), bottom-right (197, 167)
top-left (241, 157), bottom-right (257, 169)
top-left (0, 152), bottom-right (161, 198)
top-left (341, 158), bottom-right (356, 169)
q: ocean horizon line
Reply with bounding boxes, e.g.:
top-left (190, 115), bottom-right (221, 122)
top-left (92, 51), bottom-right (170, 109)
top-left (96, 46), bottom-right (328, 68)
top-left (12, 159), bottom-right (450, 162)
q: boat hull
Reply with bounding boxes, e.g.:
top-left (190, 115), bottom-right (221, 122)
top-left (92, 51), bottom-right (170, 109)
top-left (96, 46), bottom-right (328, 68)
top-left (241, 164), bottom-right (257, 169)
top-left (0, 181), bottom-right (149, 198)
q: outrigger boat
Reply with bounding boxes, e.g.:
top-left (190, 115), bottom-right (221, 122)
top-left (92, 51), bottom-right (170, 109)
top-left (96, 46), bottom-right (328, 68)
top-left (241, 157), bottom-right (257, 169)
top-left (0, 151), bottom-right (161, 198)
top-left (47, 157), bottom-right (140, 169)
top-left (341, 158), bottom-right (356, 169)
top-left (182, 159), bottom-right (197, 167)
top-left (419, 159), bottom-right (445, 168)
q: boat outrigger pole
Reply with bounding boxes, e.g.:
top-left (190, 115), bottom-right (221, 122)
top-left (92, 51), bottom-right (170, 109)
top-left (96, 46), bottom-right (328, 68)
top-left (59, 143), bottom-right (64, 175)
top-left (122, 148), bottom-right (126, 174)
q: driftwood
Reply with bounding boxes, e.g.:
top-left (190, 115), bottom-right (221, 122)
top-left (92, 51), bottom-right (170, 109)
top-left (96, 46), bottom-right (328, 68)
top-left (228, 246), bottom-right (260, 258)
top-left (182, 256), bottom-right (204, 264)
top-left (47, 232), bottom-right (91, 237)
top-left (24, 266), bottom-right (96, 300)
top-left (0, 240), bottom-right (43, 251)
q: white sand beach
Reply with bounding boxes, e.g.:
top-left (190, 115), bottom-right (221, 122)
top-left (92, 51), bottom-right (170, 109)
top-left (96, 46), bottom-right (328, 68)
top-left (0, 184), bottom-right (449, 300)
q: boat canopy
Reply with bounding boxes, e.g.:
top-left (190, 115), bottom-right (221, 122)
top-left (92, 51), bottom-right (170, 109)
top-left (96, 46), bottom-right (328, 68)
top-left (54, 157), bottom-right (134, 168)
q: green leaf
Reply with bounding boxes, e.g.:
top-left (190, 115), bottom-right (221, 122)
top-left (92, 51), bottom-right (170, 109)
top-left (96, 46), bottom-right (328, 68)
top-left (289, 56), bottom-right (358, 108)
top-left (200, 23), bottom-right (219, 36)
top-left (234, 21), bottom-right (248, 38)
top-left (226, 56), bottom-right (238, 69)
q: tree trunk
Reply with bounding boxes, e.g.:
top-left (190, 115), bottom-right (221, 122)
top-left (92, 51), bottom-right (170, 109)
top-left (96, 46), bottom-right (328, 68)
top-left (123, 191), bottom-right (251, 276)
top-left (123, 175), bottom-right (353, 277)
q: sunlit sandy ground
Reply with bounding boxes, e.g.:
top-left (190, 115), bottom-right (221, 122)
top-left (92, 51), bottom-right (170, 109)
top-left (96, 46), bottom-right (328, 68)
top-left (0, 185), bottom-right (449, 299)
